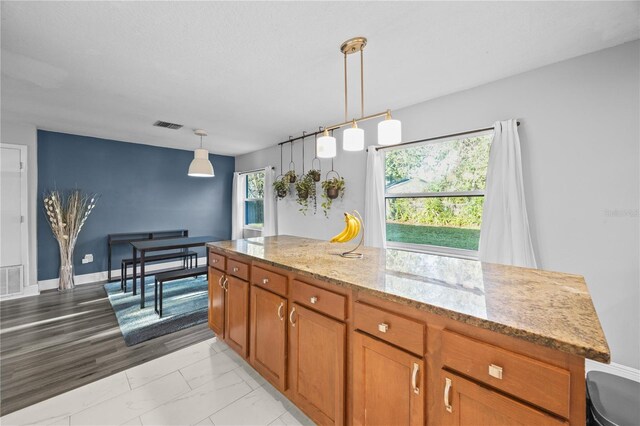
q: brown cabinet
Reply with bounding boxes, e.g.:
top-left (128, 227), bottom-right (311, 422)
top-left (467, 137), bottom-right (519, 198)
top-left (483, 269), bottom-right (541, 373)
top-left (352, 331), bottom-right (424, 426)
top-left (250, 286), bottom-right (287, 390)
top-left (207, 266), bottom-right (225, 337)
top-left (439, 370), bottom-right (567, 426)
top-left (224, 275), bottom-right (249, 358)
top-left (289, 303), bottom-right (346, 426)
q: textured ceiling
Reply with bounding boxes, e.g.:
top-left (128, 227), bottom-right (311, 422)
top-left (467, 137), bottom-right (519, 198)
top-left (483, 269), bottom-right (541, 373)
top-left (1, 1), bottom-right (638, 156)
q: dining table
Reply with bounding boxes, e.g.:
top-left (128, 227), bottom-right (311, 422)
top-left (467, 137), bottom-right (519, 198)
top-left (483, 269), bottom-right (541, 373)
top-left (131, 235), bottom-right (215, 309)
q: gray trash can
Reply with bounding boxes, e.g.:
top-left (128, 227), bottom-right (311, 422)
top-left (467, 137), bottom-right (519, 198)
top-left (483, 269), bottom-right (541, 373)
top-left (586, 371), bottom-right (640, 426)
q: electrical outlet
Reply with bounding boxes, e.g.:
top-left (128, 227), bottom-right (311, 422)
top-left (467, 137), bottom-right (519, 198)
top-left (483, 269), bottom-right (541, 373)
top-left (82, 254), bottom-right (94, 264)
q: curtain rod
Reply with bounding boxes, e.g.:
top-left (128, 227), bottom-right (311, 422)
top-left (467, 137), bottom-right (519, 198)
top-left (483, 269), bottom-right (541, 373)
top-left (375, 121), bottom-right (520, 151)
top-left (238, 166), bottom-right (275, 175)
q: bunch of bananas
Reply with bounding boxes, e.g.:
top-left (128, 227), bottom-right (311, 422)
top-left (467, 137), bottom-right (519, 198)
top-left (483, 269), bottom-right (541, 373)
top-left (330, 212), bottom-right (362, 243)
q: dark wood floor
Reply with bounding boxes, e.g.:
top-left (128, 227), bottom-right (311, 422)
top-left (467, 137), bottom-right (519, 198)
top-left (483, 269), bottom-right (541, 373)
top-left (0, 282), bottom-right (214, 416)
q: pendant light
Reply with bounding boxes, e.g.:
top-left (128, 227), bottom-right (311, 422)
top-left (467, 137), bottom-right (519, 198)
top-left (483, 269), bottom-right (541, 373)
top-left (317, 128), bottom-right (337, 158)
top-left (378, 110), bottom-right (402, 146)
top-left (188, 129), bottom-right (214, 177)
top-left (343, 119), bottom-right (364, 151)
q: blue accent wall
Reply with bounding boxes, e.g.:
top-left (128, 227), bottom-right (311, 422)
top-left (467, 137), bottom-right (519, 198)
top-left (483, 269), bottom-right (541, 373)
top-left (37, 130), bottom-right (234, 280)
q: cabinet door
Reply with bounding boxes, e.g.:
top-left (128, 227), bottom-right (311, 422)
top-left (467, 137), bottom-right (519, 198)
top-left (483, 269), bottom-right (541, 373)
top-left (289, 303), bottom-right (345, 426)
top-left (250, 286), bottom-right (287, 390)
top-left (208, 267), bottom-right (225, 337)
top-left (224, 275), bottom-right (249, 358)
top-left (352, 332), bottom-right (424, 426)
top-left (440, 370), bottom-right (567, 426)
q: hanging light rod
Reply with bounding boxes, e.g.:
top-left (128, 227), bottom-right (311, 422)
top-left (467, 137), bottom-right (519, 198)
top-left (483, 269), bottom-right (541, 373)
top-left (276, 110), bottom-right (390, 146)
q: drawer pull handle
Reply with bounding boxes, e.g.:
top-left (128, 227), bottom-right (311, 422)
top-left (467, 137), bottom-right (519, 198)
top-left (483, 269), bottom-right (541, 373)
top-left (378, 323), bottom-right (389, 333)
top-left (310, 296), bottom-right (318, 304)
top-left (411, 363), bottom-right (420, 395)
top-left (444, 377), bottom-right (453, 413)
top-left (289, 307), bottom-right (297, 327)
top-left (489, 364), bottom-right (503, 379)
top-left (232, 267), bottom-right (239, 273)
top-left (262, 278), bottom-right (269, 284)
top-left (277, 302), bottom-right (285, 320)
top-left (212, 259), bottom-right (218, 263)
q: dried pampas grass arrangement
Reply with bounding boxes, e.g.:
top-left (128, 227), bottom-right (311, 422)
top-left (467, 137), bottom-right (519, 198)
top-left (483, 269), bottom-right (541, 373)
top-left (43, 190), bottom-right (98, 291)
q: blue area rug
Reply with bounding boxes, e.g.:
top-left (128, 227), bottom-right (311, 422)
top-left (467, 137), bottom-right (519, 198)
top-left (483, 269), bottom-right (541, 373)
top-left (104, 274), bottom-right (208, 346)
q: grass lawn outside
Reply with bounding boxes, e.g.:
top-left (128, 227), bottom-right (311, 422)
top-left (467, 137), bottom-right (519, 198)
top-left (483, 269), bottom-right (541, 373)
top-left (386, 222), bottom-right (480, 251)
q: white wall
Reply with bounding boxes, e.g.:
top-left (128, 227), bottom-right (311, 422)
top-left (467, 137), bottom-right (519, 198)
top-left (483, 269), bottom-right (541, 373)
top-left (237, 41), bottom-right (640, 370)
top-left (0, 120), bottom-right (38, 290)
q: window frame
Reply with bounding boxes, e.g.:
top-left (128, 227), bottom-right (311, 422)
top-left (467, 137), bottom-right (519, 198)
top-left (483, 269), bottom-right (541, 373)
top-left (382, 130), bottom-right (493, 260)
top-left (243, 171), bottom-right (265, 231)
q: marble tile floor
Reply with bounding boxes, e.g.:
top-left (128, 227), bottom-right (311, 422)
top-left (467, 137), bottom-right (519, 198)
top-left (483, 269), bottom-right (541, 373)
top-left (0, 337), bottom-right (314, 426)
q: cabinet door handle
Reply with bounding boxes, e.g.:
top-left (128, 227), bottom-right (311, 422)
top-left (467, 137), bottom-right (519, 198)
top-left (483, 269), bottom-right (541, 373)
top-left (262, 278), bottom-right (269, 284)
top-left (444, 377), bottom-right (453, 413)
top-left (310, 296), bottom-right (318, 304)
top-left (277, 302), bottom-right (285, 320)
top-left (411, 363), bottom-right (420, 395)
top-left (289, 307), bottom-right (297, 327)
top-left (223, 277), bottom-right (229, 291)
top-left (489, 364), bottom-right (503, 380)
top-left (218, 275), bottom-right (224, 288)
top-left (232, 267), bottom-right (239, 272)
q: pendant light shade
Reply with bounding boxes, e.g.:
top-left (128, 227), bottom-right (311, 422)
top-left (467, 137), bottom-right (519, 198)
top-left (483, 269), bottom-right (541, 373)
top-left (378, 111), bottom-right (402, 146)
top-left (343, 120), bottom-right (364, 151)
top-left (188, 130), bottom-right (215, 177)
top-left (317, 129), bottom-right (337, 158)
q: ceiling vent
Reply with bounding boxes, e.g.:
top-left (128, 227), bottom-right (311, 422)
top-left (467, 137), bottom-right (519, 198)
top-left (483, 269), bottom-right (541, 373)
top-left (153, 120), bottom-right (183, 130)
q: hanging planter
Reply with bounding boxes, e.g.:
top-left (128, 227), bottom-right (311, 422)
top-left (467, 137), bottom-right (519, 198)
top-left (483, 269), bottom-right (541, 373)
top-left (295, 173), bottom-right (316, 215)
top-left (273, 176), bottom-right (289, 199)
top-left (321, 170), bottom-right (346, 217)
top-left (285, 169), bottom-right (297, 184)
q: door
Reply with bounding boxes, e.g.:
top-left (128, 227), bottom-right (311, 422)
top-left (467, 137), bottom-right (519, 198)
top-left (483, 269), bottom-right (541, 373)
top-left (0, 145), bottom-right (27, 297)
top-left (208, 267), bottom-right (225, 336)
top-left (352, 332), bottom-right (424, 426)
top-left (289, 303), bottom-right (346, 426)
top-left (439, 370), bottom-right (567, 426)
top-left (250, 286), bottom-right (287, 390)
top-left (224, 275), bottom-right (249, 357)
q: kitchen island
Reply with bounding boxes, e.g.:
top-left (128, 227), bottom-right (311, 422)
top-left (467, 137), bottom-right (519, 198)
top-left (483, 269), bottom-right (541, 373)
top-left (206, 235), bottom-right (609, 426)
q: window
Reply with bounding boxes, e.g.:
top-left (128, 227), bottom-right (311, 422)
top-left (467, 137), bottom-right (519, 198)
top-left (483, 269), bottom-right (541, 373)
top-left (384, 132), bottom-right (492, 257)
top-left (244, 171), bottom-right (264, 229)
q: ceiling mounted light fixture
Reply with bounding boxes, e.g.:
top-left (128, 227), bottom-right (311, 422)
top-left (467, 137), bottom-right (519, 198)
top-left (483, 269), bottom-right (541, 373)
top-left (378, 110), bottom-right (402, 146)
top-left (188, 129), bottom-right (214, 177)
top-left (317, 128), bottom-right (337, 158)
top-left (343, 119), bottom-right (364, 151)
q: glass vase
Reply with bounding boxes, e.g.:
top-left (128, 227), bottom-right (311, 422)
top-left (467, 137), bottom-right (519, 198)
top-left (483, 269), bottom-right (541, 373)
top-left (58, 252), bottom-right (75, 291)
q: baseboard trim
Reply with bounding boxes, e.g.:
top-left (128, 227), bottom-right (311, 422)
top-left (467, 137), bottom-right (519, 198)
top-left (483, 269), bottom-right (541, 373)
top-left (38, 257), bottom-right (207, 291)
top-left (586, 359), bottom-right (640, 382)
top-left (0, 285), bottom-right (40, 301)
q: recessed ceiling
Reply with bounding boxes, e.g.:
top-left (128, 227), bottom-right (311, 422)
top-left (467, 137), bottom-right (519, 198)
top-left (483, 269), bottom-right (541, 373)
top-left (1, 1), bottom-right (638, 156)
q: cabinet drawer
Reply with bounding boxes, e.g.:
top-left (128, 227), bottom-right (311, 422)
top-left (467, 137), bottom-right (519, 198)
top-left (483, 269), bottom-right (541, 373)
top-left (227, 259), bottom-right (249, 281)
top-left (251, 265), bottom-right (287, 297)
top-left (354, 302), bottom-right (424, 356)
top-left (442, 330), bottom-right (571, 418)
top-left (208, 252), bottom-right (226, 271)
top-left (292, 280), bottom-right (346, 321)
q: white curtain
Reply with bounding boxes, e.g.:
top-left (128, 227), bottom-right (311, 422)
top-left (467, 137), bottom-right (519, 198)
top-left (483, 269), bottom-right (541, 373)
top-left (364, 146), bottom-right (387, 248)
top-left (262, 166), bottom-right (277, 237)
top-left (479, 119), bottom-right (537, 268)
top-left (231, 172), bottom-right (245, 240)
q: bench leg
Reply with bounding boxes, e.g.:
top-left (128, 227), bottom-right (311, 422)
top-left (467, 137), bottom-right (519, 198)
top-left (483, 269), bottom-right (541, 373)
top-left (121, 262), bottom-right (124, 292)
top-left (159, 282), bottom-right (163, 318)
top-left (154, 278), bottom-right (158, 314)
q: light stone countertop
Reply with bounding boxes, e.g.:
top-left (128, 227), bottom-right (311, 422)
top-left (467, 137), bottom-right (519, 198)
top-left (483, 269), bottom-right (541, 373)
top-left (207, 235), bottom-right (610, 363)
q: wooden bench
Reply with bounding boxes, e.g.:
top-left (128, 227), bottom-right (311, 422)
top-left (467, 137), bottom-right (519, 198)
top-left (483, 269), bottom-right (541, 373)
top-left (154, 266), bottom-right (208, 317)
top-left (120, 250), bottom-right (198, 292)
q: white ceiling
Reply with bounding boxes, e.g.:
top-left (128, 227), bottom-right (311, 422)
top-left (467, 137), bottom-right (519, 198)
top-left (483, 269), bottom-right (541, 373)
top-left (1, 1), bottom-right (638, 156)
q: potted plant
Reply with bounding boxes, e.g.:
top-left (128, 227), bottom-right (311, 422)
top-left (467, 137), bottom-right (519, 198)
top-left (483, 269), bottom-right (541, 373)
top-left (295, 173), bottom-right (316, 215)
top-left (308, 169), bottom-right (321, 182)
top-left (273, 177), bottom-right (289, 199)
top-left (285, 170), bottom-right (297, 183)
top-left (321, 176), bottom-right (345, 217)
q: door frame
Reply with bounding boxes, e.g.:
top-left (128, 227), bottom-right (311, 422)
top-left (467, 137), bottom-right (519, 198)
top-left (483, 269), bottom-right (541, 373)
top-left (0, 143), bottom-right (29, 295)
